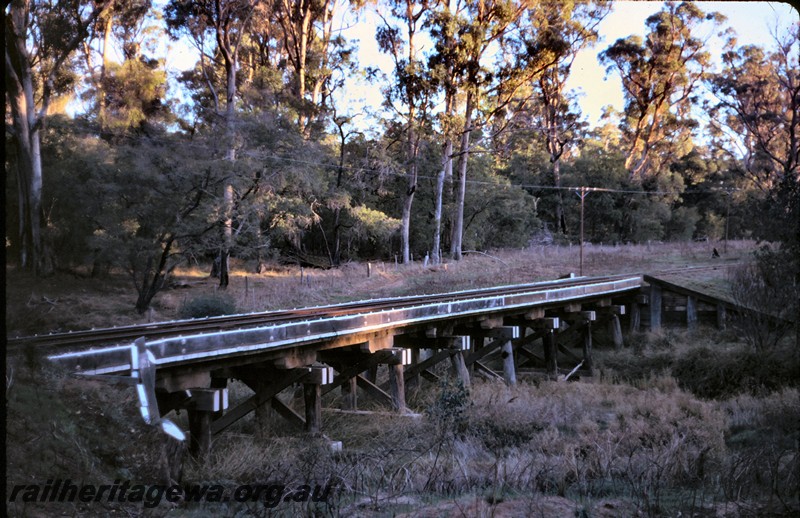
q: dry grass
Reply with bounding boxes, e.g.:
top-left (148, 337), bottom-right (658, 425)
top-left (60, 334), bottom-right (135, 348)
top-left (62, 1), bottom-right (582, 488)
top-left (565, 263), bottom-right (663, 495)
top-left (143, 374), bottom-right (795, 516)
top-left (6, 346), bottom-right (798, 516)
top-left (6, 240), bottom-right (755, 337)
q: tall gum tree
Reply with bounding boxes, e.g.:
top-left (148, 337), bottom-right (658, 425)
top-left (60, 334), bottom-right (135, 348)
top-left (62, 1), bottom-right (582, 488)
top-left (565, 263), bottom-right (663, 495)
top-left (166, 0), bottom-right (259, 288)
top-left (599, 1), bottom-right (724, 181)
top-left (428, 0), bottom-right (565, 260)
top-left (427, 0), bottom-right (459, 264)
top-left (376, 0), bottom-right (433, 264)
top-left (522, 0), bottom-right (610, 234)
top-left (5, 0), bottom-right (110, 275)
top-left (276, 0), bottom-right (351, 135)
top-left (709, 23), bottom-right (799, 248)
top-left (441, 0), bottom-right (527, 260)
top-left (81, 0), bottom-right (154, 133)
top-left (710, 26), bottom-right (799, 194)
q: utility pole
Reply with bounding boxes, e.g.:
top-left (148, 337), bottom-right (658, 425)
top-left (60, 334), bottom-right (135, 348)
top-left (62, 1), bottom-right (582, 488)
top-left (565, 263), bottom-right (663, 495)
top-left (576, 187), bottom-right (589, 276)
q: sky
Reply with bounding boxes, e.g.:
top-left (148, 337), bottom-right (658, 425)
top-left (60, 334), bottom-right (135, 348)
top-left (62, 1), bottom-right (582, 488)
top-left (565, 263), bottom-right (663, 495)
top-left (563, 1), bottom-right (799, 125)
top-left (330, 1), bottom-right (799, 132)
top-left (163, 1), bottom-right (799, 132)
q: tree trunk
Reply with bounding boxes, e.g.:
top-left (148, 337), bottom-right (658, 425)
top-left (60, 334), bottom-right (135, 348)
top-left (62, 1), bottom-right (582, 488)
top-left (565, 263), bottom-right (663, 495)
top-left (219, 183), bottom-right (233, 289)
top-left (400, 15), bottom-right (420, 265)
top-left (6, 0), bottom-right (105, 276)
top-left (433, 92), bottom-right (454, 265)
top-left (7, 53), bottom-right (47, 275)
top-left (553, 160), bottom-right (567, 234)
top-left (98, 12), bottom-right (113, 129)
top-left (134, 237), bottom-right (175, 314)
top-left (295, 0), bottom-right (312, 133)
top-left (401, 102), bottom-right (417, 264)
top-left (451, 91), bottom-right (474, 261)
top-left (219, 37), bottom-right (238, 289)
top-left (400, 182), bottom-right (415, 264)
top-left (432, 138), bottom-right (452, 265)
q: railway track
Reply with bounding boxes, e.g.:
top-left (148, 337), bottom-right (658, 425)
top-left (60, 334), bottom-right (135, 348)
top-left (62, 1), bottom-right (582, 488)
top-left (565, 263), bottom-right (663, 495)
top-left (649, 262), bottom-right (743, 276)
top-left (8, 274), bottom-right (635, 356)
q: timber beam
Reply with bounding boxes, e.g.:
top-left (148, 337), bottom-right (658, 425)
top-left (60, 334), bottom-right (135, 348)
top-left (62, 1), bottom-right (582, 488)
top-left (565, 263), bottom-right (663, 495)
top-left (393, 334), bottom-right (467, 349)
top-left (212, 367), bottom-right (311, 436)
top-left (473, 360), bottom-right (504, 381)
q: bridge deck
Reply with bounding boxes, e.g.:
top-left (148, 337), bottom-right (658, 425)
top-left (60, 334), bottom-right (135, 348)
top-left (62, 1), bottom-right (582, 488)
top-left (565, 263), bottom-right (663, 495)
top-left (49, 275), bottom-right (641, 375)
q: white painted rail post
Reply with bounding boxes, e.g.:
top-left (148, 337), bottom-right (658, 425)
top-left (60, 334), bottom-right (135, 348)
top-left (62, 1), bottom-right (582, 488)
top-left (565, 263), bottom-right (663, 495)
top-left (609, 305), bottom-right (625, 349)
top-left (387, 348), bottom-right (411, 412)
top-left (304, 366), bottom-right (333, 435)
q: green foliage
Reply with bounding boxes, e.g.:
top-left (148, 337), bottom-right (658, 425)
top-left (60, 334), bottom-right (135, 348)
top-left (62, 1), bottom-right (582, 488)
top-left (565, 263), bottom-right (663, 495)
top-left (38, 118), bottom-right (115, 269)
top-left (427, 379), bottom-right (470, 436)
top-left (350, 205), bottom-right (401, 244)
top-left (729, 247), bottom-right (799, 351)
top-left (460, 151), bottom-right (541, 250)
top-left (672, 345), bottom-right (800, 399)
top-left (664, 206), bottom-right (700, 241)
top-left (6, 0), bottom-right (796, 296)
top-left (600, 2), bottom-right (723, 179)
top-left (561, 147), bottom-right (628, 241)
top-left (100, 59), bottom-right (169, 131)
top-left (179, 294), bottom-right (237, 319)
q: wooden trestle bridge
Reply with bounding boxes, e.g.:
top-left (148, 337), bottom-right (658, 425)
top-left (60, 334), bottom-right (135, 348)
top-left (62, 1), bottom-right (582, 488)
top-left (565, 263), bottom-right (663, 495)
top-left (18, 272), bottom-right (731, 458)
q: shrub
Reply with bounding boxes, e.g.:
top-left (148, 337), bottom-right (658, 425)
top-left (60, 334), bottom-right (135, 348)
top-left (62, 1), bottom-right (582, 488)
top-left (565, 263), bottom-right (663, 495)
top-left (729, 249), bottom-right (798, 352)
top-left (672, 345), bottom-right (800, 399)
top-left (179, 294), bottom-right (237, 319)
top-left (427, 379), bottom-right (471, 437)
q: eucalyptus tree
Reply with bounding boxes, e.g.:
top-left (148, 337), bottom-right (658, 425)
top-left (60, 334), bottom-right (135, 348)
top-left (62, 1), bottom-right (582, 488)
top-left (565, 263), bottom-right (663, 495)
top-left (81, 0), bottom-right (157, 132)
top-left (165, 0), bottom-right (260, 288)
top-left (427, 0), bottom-right (567, 260)
top-left (522, 0), bottom-right (610, 234)
top-left (327, 108), bottom-right (363, 265)
top-left (5, 0), bottom-right (111, 275)
top-left (709, 23), bottom-right (799, 254)
top-left (272, 0), bottom-right (355, 135)
top-left (106, 135), bottom-right (225, 313)
top-left (427, 0), bottom-right (458, 264)
top-left (709, 27), bottom-right (799, 196)
top-left (376, 0), bottom-right (435, 263)
top-left (425, 0), bottom-right (526, 260)
top-left (599, 1), bottom-right (725, 181)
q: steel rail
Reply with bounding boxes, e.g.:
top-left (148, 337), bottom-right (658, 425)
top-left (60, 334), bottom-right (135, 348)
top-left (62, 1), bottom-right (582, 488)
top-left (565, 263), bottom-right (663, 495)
top-left (49, 275), bottom-right (642, 375)
top-left (11, 274), bottom-right (630, 354)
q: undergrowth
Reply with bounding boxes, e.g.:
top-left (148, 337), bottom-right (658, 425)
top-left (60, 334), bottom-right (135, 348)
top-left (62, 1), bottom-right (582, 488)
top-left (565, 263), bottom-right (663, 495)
top-left (8, 343), bottom-right (797, 517)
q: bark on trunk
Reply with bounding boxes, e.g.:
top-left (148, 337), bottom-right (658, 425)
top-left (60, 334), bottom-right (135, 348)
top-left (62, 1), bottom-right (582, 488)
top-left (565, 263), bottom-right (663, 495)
top-left (432, 138), bottom-right (452, 265)
top-left (553, 160), bottom-right (567, 234)
top-left (218, 32), bottom-right (238, 289)
top-left (6, 0), bottom-right (105, 276)
top-left (134, 237), bottom-right (175, 314)
top-left (401, 104), bottom-right (417, 264)
top-left (432, 92), bottom-right (454, 265)
top-left (450, 91), bottom-right (474, 261)
top-left (7, 50), bottom-right (47, 274)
